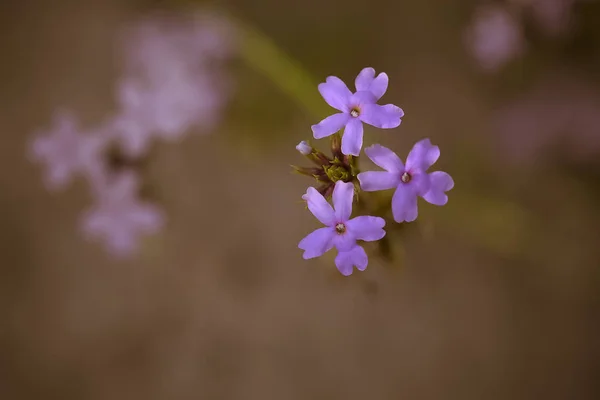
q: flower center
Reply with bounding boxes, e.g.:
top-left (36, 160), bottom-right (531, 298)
top-left (335, 223), bottom-right (346, 234)
top-left (401, 172), bottom-right (412, 183)
top-left (324, 164), bottom-right (350, 183)
top-left (350, 108), bottom-right (360, 118)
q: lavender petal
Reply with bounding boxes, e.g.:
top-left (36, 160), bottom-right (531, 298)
top-left (311, 113), bottom-right (350, 139)
top-left (355, 67), bottom-right (375, 91)
top-left (422, 171), bottom-right (454, 205)
top-left (340, 118), bottom-right (364, 156)
top-left (360, 103), bottom-right (403, 129)
top-left (318, 76), bottom-right (352, 111)
top-left (357, 171), bottom-right (399, 191)
top-left (406, 138), bottom-right (440, 172)
top-left (298, 227), bottom-right (335, 259)
top-left (392, 185), bottom-right (419, 223)
top-left (346, 216), bottom-right (386, 242)
top-left (334, 245), bottom-right (368, 276)
top-left (302, 187), bottom-right (336, 226)
top-left (364, 144), bottom-right (404, 172)
top-left (332, 181), bottom-right (354, 222)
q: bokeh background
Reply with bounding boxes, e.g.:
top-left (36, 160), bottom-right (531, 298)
top-left (1, 0), bottom-right (600, 398)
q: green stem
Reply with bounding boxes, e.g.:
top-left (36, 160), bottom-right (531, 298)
top-left (234, 19), bottom-right (326, 118)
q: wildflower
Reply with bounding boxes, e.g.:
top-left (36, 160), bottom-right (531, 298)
top-left (296, 141), bottom-right (312, 155)
top-left (465, 4), bottom-right (525, 72)
top-left (113, 12), bottom-right (235, 154)
top-left (29, 110), bottom-right (107, 191)
top-left (80, 172), bottom-right (164, 257)
top-left (311, 67), bottom-right (404, 156)
top-left (298, 181), bottom-right (386, 276)
top-left (357, 140), bottom-right (454, 223)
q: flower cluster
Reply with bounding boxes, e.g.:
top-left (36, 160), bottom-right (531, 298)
top-left (28, 12), bottom-right (235, 257)
top-left (294, 68), bottom-right (454, 276)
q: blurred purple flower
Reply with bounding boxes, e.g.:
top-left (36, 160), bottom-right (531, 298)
top-left (358, 140), bottom-right (454, 223)
top-left (299, 181), bottom-right (386, 276)
top-left (465, 4), bottom-right (525, 72)
top-left (529, 0), bottom-right (576, 35)
top-left (494, 71), bottom-right (600, 164)
top-left (29, 110), bottom-right (107, 191)
top-left (81, 172), bottom-right (164, 257)
top-left (111, 12), bottom-right (235, 157)
top-left (311, 67), bottom-right (404, 156)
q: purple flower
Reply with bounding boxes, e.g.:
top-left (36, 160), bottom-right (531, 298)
top-left (29, 110), bottom-right (107, 191)
top-left (112, 12), bottom-right (235, 157)
top-left (298, 181), bottom-right (386, 276)
top-left (465, 4), bottom-right (525, 72)
top-left (311, 67), bottom-right (404, 156)
top-left (111, 80), bottom-right (155, 157)
top-left (80, 172), bottom-right (164, 257)
top-left (357, 140), bottom-right (454, 223)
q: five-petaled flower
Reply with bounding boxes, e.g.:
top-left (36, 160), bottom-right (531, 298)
top-left (80, 172), bottom-right (164, 257)
top-left (299, 180), bottom-right (386, 276)
top-left (357, 139), bottom-right (454, 223)
top-left (311, 67), bottom-right (404, 156)
top-left (29, 110), bottom-right (107, 191)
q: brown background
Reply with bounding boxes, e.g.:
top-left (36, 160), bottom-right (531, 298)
top-left (1, 0), bottom-right (599, 399)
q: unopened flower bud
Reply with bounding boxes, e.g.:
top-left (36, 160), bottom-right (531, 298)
top-left (296, 141), bottom-right (312, 155)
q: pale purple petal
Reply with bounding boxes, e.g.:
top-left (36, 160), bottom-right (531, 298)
top-left (80, 172), bottom-right (164, 258)
top-left (355, 67), bottom-right (376, 91)
top-left (332, 181), bottom-right (354, 221)
top-left (349, 91), bottom-right (377, 108)
top-left (298, 227), bottom-right (335, 259)
top-left (335, 245), bottom-right (368, 276)
top-left (368, 72), bottom-right (389, 100)
top-left (407, 171), bottom-right (431, 196)
top-left (392, 185), bottom-right (419, 223)
top-left (360, 104), bottom-right (404, 129)
top-left (354, 68), bottom-right (389, 100)
top-left (357, 171), bottom-right (399, 191)
top-left (341, 118), bottom-right (363, 156)
top-left (318, 76), bottom-right (352, 111)
top-left (302, 187), bottom-right (336, 226)
top-left (364, 144), bottom-right (404, 172)
top-left (312, 113), bottom-right (349, 139)
top-left (332, 230), bottom-right (357, 252)
top-left (346, 216), bottom-right (386, 241)
top-left (422, 171), bottom-right (454, 205)
top-left (406, 138), bottom-right (440, 172)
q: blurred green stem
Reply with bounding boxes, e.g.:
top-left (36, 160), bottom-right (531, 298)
top-left (235, 21), bottom-right (326, 118)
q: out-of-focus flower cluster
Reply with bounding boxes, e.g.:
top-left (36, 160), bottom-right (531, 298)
top-left (294, 68), bottom-right (454, 276)
top-left (29, 11), bottom-right (236, 257)
top-left (494, 71), bottom-right (600, 164)
top-left (465, 0), bottom-right (588, 71)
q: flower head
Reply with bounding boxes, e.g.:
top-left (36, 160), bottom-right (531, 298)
top-left (29, 110), bottom-right (107, 191)
top-left (298, 181), bottom-right (386, 276)
top-left (112, 12), bottom-right (235, 157)
top-left (311, 67), bottom-right (404, 156)
top-left (80, 172), bottom-right (164, 257)
top-left (357, 140), bottom-right (454, 223)
top-left (465, 4), bottom-right (525, 72)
